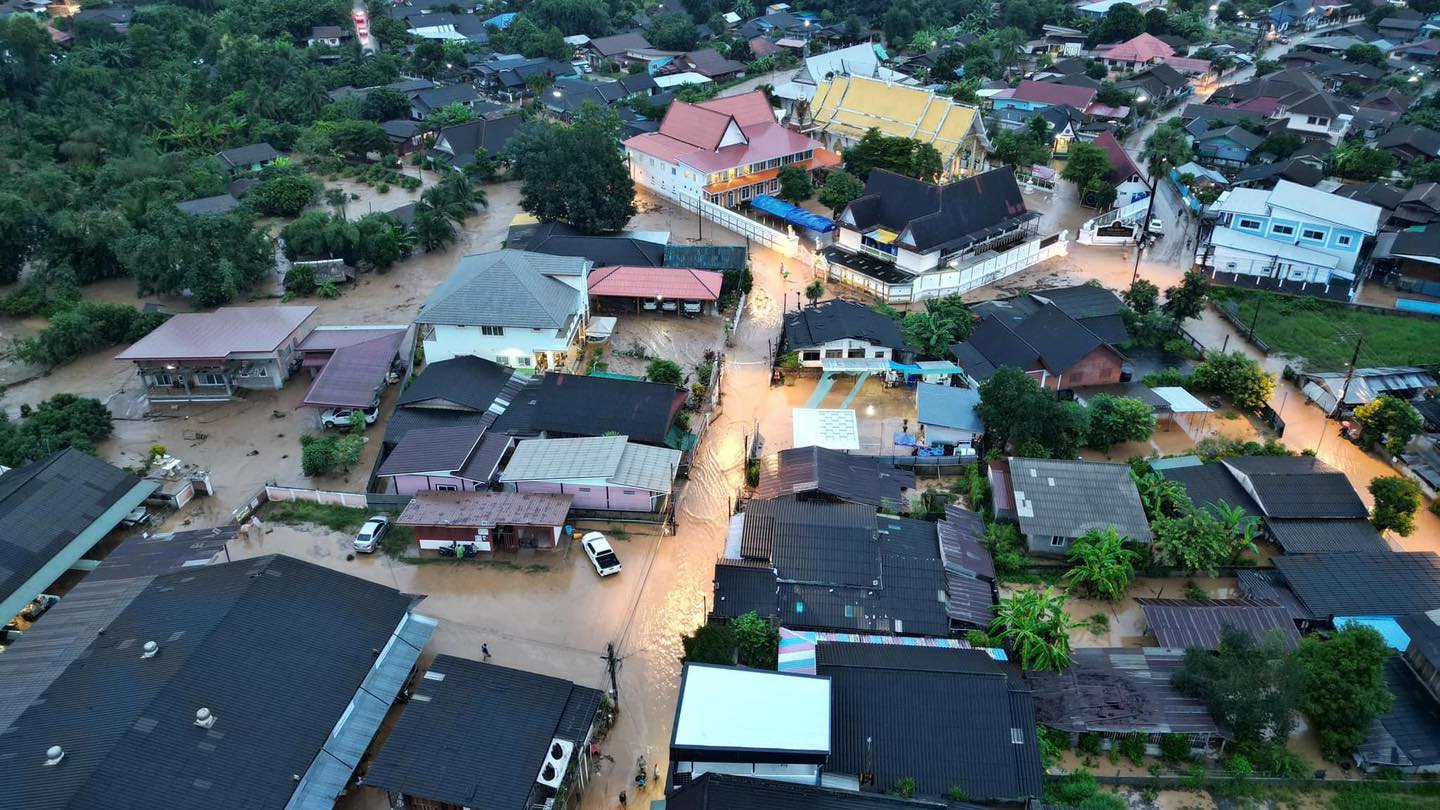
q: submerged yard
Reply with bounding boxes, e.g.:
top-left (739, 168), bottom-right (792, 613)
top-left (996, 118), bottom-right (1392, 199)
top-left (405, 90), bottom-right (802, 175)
top-left (1211, 287), bottom-right (1440, 370)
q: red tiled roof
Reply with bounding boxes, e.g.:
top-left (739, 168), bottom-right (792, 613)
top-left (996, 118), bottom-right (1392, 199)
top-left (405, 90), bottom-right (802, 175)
top-left (1162, 55), bottom-right (1212, 74)
top-left (626, 91), bottom-right (822, 174)
top-left (1231, 96), bottom-right (1283, 116)
top-left (588, 266), bottom-right (724, 300)
top-left (1094, 130), bottom-right (1145, 187)
top-left (657, 101), bottom-right (735, 150)
top-left (749, 37), bottom-right (782, 56)
top-left (697, 92), bottom-right (776, 128)
top-left (1010, 80), bottom-right (1096, 109)
top-left (1096, 32), bottom-right (1175, 64)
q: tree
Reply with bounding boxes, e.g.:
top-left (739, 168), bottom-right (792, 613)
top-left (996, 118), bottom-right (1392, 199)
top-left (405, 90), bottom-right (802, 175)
top-left (413, 206), bottom-right (457, 251)
top-left (360, 87), bottom-right (411, 122)
top-left (1295, 625), bottom-right (1393, 759)
top-left (1190, 351), bottom-right (1274, 410)
top-left (646, 359), bottom-right (684, 386)
top-left (1255, 133), bottom-right (1302, 160)
top-left (1215, 1), bottom-right (1239, 21)
top-left (1095, 81), bottom-right (1134, 108)
top-left (1123, 279), bottom-right (1159, 314)
top-left (1369, 475), bottom-right (1423, 536)
top-left (882, 0), bottom-right (920, 46)
top-left (1132, 469), bottom-right (1192, 520)
top-left (777, 165), bottom-right (813, 202)
top-left (355, 212), bottom-right (414, 269)
top-left (991, 127), bottom-right (1054, 169)
top-left (988, 588), bottom-right (1080, 671)
top-left (1151, 509), bottom-right (1232, 575)
top-left (327, 119), bottom-right (391, 160)
top-left (1162, 269), bottom-right (1210, 322)
top-left (1062, 528), bottom-right (1137, 600)
top-left (1174, 624), bottom-right (1302, 745)
top-left (1143, 120), bottom-right (1191, 182)
top-left (803, 279), bottom-right (825, 306)
top-left (649, 11), bottom-right (702, 50)
top-left (923, 294), bottom-right (975, 342)
top-left (1144, 7), bottom-right (1169, 34)
top-left (250, 173), bottom-right (322, 217)
top-left (1084, 179), bottom-right (1118, 211)
top-left (526, 0), bottom-right (610, 37)
top-left (1332, 143), bottom-right (1397, 182)
top-left (0, 192), bottom-right (44, 284)
top-left (1345, 42), bottom-right (1386, 66)
top-left (510, 107), bottom-right (637, 234)
top-left (903, 311), bottom-right (956, 358)
top-left (1061, 142), bottom-right (1112, 194)
top-left (818, 169), bottom-right (865, 214)
top-left (680, 622), bottom-right (738, 664)
top-left (1096, 3), bottom-right (1144, 43)
top-left (977, 367), bottom-right (1089, 457)
top-left (1086, 60), bottom-right (1108, 80)
top-left (0, 393), bottom-right (114, 466)
top-left (732, 611), bottom-right (778, 669)
top-left (843, 128), bottom-right (946, 181)
top-left (1353, 395), bottom-right (1424, 456)
top-left (323, 187), bottom-right (349, 218)
top-left (426, 103), bottom-right (477, 128)
top-left (1085, 395), bottom-right (1157, 451)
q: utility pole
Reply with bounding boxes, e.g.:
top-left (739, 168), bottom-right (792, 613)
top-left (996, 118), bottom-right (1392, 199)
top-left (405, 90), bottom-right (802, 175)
top-left (1247, 295), bottom-right (1264, 341)
top-left (605, 642), bottom-right (621, 711)
top-left (1332, 333), bottom-right (1365, 419)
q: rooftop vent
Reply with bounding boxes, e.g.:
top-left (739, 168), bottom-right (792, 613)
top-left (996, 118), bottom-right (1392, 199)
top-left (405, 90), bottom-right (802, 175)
top-left (141, 641), bottom-right (159, 659)
top-left (45, 746), bottom-right (65, 766)
top-left (194, 708), bottom-right (216, 729)
top-left (535, 738), bottom-right (574, 788)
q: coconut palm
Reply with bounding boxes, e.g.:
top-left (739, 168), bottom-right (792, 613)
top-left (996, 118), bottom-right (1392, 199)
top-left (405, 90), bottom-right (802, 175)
top-left (1132, 469), bottom-right (1191, 520)
top-left (1062, 528), bottom-right (1138, 601)
top-left (1207, 498), bottom-right (1260, 563)
top-left (324, 188), bottom-right (349, 218)
top-left (988, 588), bottom-right (1081, 672)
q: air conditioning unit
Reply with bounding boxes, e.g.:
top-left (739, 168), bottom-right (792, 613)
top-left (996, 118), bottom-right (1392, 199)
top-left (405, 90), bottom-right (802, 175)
top-left (534, 738), bottom-right (575, 789)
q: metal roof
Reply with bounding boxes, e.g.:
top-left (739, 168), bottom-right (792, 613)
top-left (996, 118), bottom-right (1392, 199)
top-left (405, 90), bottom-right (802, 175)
top-left (1137, 598), bottom-right (1302, 650)
top-left (1399, 610), bottom-right (1440, 668)
top-left (1264, 518), bottom-right (1390, 554)
top-left (916, 383), bottom-right (983, 432)
top-left (116, 306), bottom-right (316, 361)
top-left (1357, 656), bottom-right (1440, 769)
top-left (417, 250), bottom-right (589, 329)
top-left (791, 408), bottom-right (860, 451)
top-left (397, 491), bottom-right (573, 528)
top-left (1222, 456), bottom-right (1368, 519)
top-left (1008, 458), bottom-right (1152, 542)
top-left (1029, 647), bottom-right (1225, 737)
top-left (587, 265), bottom-right (724, 300)
top-left (496, 372), bottom-right (685, 447)
top-left (301, 330), bottom-right (405, 408)
top-left (376, 422), bottom-right (489, 477)
top-left (0, 555), bottom-right (421, 810)
top-left (500, 435), bottom-right (680, 494)
top-left (1267, 179), bottom-right (1384, 234)
top-left (363, 655), bottom-right (602, 808)
top-left (819, 642), bottom-right (1044, 802)
top-left (752, 445), bottom-right (915, 509)
top-left (1273, 553), bottom-right (1440, 617)
top-left (668, 773), bottom-right (956, 810)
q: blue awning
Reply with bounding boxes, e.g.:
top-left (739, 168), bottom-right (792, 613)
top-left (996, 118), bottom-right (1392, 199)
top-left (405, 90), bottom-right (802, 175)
top-left (750, 194), bottom-right (835, 233)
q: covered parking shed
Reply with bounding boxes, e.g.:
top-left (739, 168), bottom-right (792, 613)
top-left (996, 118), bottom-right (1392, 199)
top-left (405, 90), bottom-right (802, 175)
top-left (587, 266), bottom-right (725, 315)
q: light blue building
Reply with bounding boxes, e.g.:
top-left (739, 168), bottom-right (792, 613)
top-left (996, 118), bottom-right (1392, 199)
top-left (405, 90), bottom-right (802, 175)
top-left (1202, 179), bottom-right (1383, 299)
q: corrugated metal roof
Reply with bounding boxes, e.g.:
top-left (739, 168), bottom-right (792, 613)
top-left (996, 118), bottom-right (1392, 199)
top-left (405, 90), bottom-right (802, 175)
top-left (376, 421), bottom-right (489, 477)
top-left (1357, 656), bottom-right (1440, 769)
top-left (1265, 518), bottom-right (1389, 553)
top-left (1272, 553), bottom-right (1440, 617)
top-left (1029, 647), bottom-right (1225, 737)
top-left (501, 435), bottom-right (679, 494)
top-left (587, 265), bottom-right (724, 300)
top-left (1009, 457), bottom-right (1152, 542)
top-left (668, 773), bottom-right (956, 809)
top-left (116, 306), bottom-right (315, 361)
top-left (302, 331), bottom-right (405, 408)
top-left (397, 491), bottom-right (572, 528)
top-left (1137, 598), bottom-right (1302, 650)
top-left (916, 383), bottom-right (983, 432)
top-left (752, 446), bottom-right (914, 508)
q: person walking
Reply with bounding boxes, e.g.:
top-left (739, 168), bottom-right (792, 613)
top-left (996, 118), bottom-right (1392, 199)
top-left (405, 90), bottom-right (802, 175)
top-left (482, 643), bottom-right (491, 661)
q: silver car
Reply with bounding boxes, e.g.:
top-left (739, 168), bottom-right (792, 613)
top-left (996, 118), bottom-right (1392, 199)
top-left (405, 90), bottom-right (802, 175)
top-left (353, 515), bottom-right (390, 553)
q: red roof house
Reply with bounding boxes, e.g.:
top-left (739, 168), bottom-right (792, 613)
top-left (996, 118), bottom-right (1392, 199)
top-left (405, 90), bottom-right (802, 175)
top-left (1093, 130), bottom-right (1150, 204)
top-left (1008, 80), bottom-right (1098, 111)
top-left (588, 266), bottom-right (724, 313)
top-left (1096, 33), bottom-right (1175, 67)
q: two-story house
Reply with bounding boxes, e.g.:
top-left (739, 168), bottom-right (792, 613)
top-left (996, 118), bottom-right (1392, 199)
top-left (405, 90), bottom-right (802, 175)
top-left (1273, 92), bottom-right (1355, 143)
top-left (623, 91), bottom-right (833, 209)
top-left (1093, 130), bottom-right (1152, 206)
top-left (820, 168), bottom-right (1052, 303)
top-left (991, 80), bottom-right (1097, 116)
top-left (416, 250), bottom-right (591, 369)
top-left (1201, 179), bottom-right (1383, 299)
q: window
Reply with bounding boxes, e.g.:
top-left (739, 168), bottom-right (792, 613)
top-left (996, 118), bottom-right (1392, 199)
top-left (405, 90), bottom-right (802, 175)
top-left (1302, 228), bottom-right (1325, 240)
top-left (495, 355), bottom-right (508, 365)
top-left (874, 351), bottom-right (886, 358)
top-left (481, 325), bottom-right (504, 336)
top-left (622, 490), bottom-right (637, 495)
top-left (802, 350), bottom-right (820, 361)
top-left (1049, 536), bottom-right (1067, 547)
top-left (1337, 234), bottom-right (1353, 246)
top-left (1305, 115), bottom-right (1329, 126)
top-left (435, 484), bottom-right (458, 492)
top-left (515, 356), bottom-right (533, 367)
top-left (577, 487), bottom-right (591, 492)
top-left (150, 372), bottom-right (174, 386)
top-left (420, 324), bottom-right (436, 341)
top-left (847, 348), bottom-right (865, 358)
top-left (198, 372), bottom-right (227, 386)
top-left (824, 349), bottom-right (843, 358)
top-left (1238, 218), bottom-right (1261, 230)
top-left (1271, 224), bottom-right (1295, 236)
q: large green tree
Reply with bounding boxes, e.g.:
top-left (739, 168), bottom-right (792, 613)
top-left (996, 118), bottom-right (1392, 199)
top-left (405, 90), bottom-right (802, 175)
top-left (1295, 625), bottom-right (1393, 759)
top-left (1353, 395), bottom-right (1424, 456)
top-left (1061, 142), bottom-right (1112, 197)
top-left (1190, 351), bottom-right (1274, 410)
top-left (1084, 394), bottom-right (1156, 451)
top-left (1062, 528), bottom-right (1138, 600)
top-left (510, 106), bottom-right (637, 234)
top-left (1174, 624), bottom-right (1302, 745)
top-left (1369, 475), bottom-right (1423, 536)
top-left (843, 128), bottom-right (946, 182)
top-left (818, 169), bottom-right (866, 214)
top-left (989, 588), bottom-right (1080, 671)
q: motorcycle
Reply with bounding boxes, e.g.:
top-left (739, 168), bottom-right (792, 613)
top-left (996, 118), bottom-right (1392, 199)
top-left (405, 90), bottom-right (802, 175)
top-left (634, 754), bottom-right (647, 789)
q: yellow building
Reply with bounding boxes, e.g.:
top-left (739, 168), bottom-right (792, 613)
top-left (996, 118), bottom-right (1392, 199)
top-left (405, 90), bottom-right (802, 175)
top-left (806, 75), bottom-right (991, 179)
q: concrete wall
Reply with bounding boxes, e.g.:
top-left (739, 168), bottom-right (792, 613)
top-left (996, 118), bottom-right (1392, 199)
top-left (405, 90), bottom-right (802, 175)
top-left (794, 339), bottom-right (891, 368)
top-left (424, 323), bottom-right (574, 366)
top-left (515, 480), bottom-right (656, 511)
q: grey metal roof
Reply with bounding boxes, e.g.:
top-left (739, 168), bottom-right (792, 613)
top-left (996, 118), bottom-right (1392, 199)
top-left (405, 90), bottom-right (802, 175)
top-left (175, 194), bottom-right (240, 216)
top-left (1008, 458), bottom-right (1152, 542)
top-left (668, 773), bottom-right (955, 810)
top-left (0, 449), bottom-right (155, 617)
top-left (398, 355), bottom-right (520, 412)
top-left (782, 300), bottom-right (910, 352)
top-left (1273, 553), bottom-right (1440, 618)
top-left (417, 250), bottom-right (589, 329)
top-left (1029, 647), bottom-right (1225, 737)
top-left (1264, 518), bottom-right (1389, 554)
top-left (1399, 611), bottom-right (1440, 668)
top-left (819, 642), bottom-right (1044, 802)
top-left (363, 655), bottom-right (602, 809)
top-left (938, 505), bottom-right (996, 582)
top-left (0, 555), bottom-right (421, 810)
top-left (1162, 462), bottom-right (1262, 517)
top-left (1224, 458), bottom-right (1368, 519)
top-left (1357, 656), bottom-right (1440, 769)
top-left (1137, 598), bottom-right (1302, 650)
top-left (376, 421), bottom-right (489, 477)
top-left (916, 383), bottom-right (983, 432)
top-left (495, 372), bottom-right (684, 447)
top-left (752, 446), bottom-right (915, 508)
top-left (1236, 569), bottom-right (1315, 621)
top-left (215, 142), bottom-right (280, 168)
top-left (711, 560), bottom-right (780, 621)
top-left (501, 435), bottom-right (680, 494)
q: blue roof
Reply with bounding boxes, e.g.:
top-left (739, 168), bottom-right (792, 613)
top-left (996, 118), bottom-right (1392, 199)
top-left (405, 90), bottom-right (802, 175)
top-left (1337, 616), bottom-right (1413, 651)
top-left (916, 383), bottom-right (983, 432)
top-left (750, 194), bottom-right (835, 233)
top-left (483, 12), bottom-right (517, 28)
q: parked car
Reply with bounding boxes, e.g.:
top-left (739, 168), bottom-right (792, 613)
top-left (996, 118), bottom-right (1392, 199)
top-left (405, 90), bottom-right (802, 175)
top-left (353, 515), bottom-right (391, 553)
top-left (1147, 218), bottom-right (1164, 236)
top-left (581, 531), bottom-right (623, 576)
top-left (682, 300), bottom-right (702, 315)
top-left (661, 300), bottom-right (678, 313)
top-left (120, 506), bottom-right (151, 528)
top-left (321, 405), bottom-right (379, 429)
top-left (642, 299), bottom-right (659, 311)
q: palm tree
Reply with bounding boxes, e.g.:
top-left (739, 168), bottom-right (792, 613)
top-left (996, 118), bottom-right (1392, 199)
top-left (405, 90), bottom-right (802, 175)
top-left (1062, 528), bottom-right (1138, 601)
top-left (1207, 498), bottom-right (1260, 563)
top-left (412, 207), bottom-right (457, 252)
top-left (988, 588), bottom-right (1080, 672)
top-left (1132, 469), bottom-right (1190, 520)
top-left (804, 279), bottom-right (825, 306)
top-left (1132, 120), bottom-right (1193, 280)
top-left (324, 188), bottom-right (349, 219)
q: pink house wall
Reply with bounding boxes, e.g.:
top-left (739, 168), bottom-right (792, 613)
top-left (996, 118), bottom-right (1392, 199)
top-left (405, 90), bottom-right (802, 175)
top-left (514, 481), bottom-right (656, 511)
top-left (388, 474), bottom-right (485, 497)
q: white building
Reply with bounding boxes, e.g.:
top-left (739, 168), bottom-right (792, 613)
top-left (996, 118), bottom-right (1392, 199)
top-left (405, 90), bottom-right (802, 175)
top-left (772, 42), bottom-right (917, 119)
top-left (416, 250), bottom-right (591, 370)
top-left (1203, 179), bottom-right (1382, 298)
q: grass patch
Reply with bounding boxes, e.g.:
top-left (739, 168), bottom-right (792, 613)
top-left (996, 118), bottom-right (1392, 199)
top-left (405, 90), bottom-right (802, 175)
top-left (606, 525), bottom-right (631, 541)
top-left (264, 501), bottom-right (370, 533)
top-left (1211, 287), bottom-right (1440, 369)
top-left (380, 525), bottom-right (413, 558)
top-left (401, 557), bottom-right (550, 573)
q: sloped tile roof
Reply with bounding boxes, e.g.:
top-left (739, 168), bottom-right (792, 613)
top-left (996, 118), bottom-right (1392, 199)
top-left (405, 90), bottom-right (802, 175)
top-left (418, 250), bottom-right (588, 329)
top-left (587, 265), bottom-right (723, 300)
top-left (116, 306), bottom-right (316, 361)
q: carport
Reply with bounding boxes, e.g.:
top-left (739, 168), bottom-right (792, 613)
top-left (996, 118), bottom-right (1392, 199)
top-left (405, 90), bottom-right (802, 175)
top-left (588, 265), bottom-right (724, 315)
top-left (301, 329), bottom-right (407, 409)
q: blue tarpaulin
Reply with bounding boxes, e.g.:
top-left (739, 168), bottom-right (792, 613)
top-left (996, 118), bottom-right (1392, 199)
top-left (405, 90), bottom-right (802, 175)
top-left (750, 194), bottom-right (835, 233)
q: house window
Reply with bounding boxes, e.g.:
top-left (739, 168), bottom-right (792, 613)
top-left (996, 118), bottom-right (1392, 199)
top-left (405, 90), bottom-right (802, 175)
top-left (1337, 235), bottom-right (1353, 246)
top-left (1049, 536), bottom-right (1067, 547)
top-left (420, 324), bottom-right (436, 341)
top-left (198, 372), bottom-right (227, 386)
top-left (622, 489), bottom-right (637, 495)
top-left (1302, 228), bottom-right (1325, 240)
top-left (824, 349), bottom-right (843, 358)
top-left (847, 348), bottom-right (865, 358)
top-left (494, 355), bottom-right (508, 365)
top-left (1305, 115), bottom-right (1329, 126)
top-left (150, 372), bottom-right (174, 386)
top-left (481, 325), bottom-right (504, 336)
top-left (802, 350), bottom-right (820, 361)
top-left (577, 487), bottom-right (591, 492)
top-left (435, 484), bottom-right (458, 492)
top-left (515, 356), bottom-right (533, 367)
top-left (874, 351), bottom-right (886, 358)
top-left (1271, 224), bottom-right (1295, 236)
top-left (1238, 218), bottom-right (1261, 230)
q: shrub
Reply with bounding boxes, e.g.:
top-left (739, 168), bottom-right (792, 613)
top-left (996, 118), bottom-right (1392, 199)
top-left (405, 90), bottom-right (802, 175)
top-left (983, 521), bottom-right (1026, 575)
top-left (1190, 351), bottom-right (1275, 410)
top-left (646, 359), bottom-right (683, 386)
top-left (889, 777), bottom-right (916, 798)
top-left (1077, 732), bottom-right (1104, 756)
top-left (680, 622), bottom-right (736, 664)
top-left (732, 611), bottom-right (778, 669)
top-left (1159, 733), bottom-right (1191, 763)
top-left (1141, 367), bottom-right (1190, 387)
top-left (1118, 732), bottom-right (1147, 765)
top-left (15, 301), bottom-right (169, 367)
top-left (300, 435), bottom-right (339, 476)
